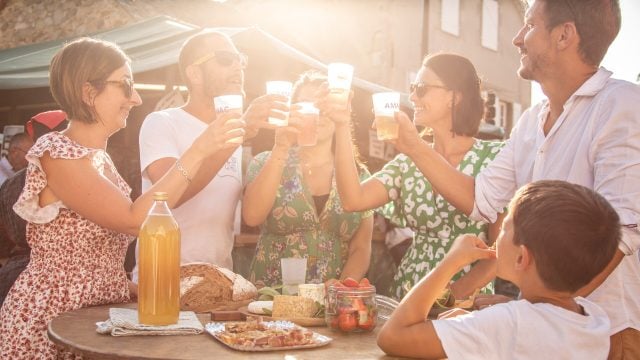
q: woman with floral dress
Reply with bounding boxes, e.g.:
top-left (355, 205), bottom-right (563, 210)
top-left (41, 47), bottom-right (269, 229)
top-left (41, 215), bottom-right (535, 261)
top-left (326, 53), bottom-right (505, 300)
top-left (0, 38), bottom-right (244, 359)
top-left (243, 71), bottom-right (373, 286)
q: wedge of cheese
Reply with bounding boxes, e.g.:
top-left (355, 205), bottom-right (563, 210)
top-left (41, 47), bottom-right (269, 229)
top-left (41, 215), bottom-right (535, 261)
top-left (272, 295), bottom-right (318, 318)
top-left (247, 301), bottom-right (273, 315)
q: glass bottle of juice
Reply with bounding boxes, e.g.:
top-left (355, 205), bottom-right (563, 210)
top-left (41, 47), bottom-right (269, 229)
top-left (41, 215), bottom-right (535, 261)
top-left (138, 192), bottom-right (181, 325)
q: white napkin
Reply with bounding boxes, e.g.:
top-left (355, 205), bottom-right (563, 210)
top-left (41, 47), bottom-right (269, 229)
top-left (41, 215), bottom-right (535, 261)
top-left (96, 308), bottom-right (203, 336)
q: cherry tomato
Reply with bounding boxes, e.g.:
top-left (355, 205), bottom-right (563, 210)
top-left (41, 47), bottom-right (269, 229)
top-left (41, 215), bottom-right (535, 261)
top-left (338, 306), bottom-right (357, 315)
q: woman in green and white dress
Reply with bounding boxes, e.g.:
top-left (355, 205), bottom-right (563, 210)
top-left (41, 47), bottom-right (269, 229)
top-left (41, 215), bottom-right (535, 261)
top-left (325, 53), bottom-right (505, 300)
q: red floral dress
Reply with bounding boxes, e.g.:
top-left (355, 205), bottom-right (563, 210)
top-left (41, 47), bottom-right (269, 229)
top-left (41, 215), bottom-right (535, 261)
top-left (0, 132), bottom-right (133, 359)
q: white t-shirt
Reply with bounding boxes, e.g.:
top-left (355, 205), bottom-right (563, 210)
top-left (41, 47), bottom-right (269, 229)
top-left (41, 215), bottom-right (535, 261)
top-left (133, 108), bottom-right (242, 281)
top-left (433, 297), bottom-right (610, 360)
top-left (471, 68), bottom-right (640, 334)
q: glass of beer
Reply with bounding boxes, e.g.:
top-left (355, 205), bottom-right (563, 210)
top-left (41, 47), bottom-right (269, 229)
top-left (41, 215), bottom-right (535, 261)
top-left (327, 63), bottom-right (354, 108)
top-left (266, 81), bottom-right (292, 127)
top-left (213, 95), bottom-right (244, 144)
top-left (372, 92), bottom-right (400, 141)
top-left (295, 102), bottom-right (320, 147)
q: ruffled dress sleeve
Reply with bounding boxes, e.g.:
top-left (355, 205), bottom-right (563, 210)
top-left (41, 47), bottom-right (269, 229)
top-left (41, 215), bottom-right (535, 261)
top-left (12, 132), bottom-right (104, 224)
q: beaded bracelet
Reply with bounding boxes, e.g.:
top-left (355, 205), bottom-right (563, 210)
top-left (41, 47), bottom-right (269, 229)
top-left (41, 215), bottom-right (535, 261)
top-left (175, 160), bottom-right (193, 183)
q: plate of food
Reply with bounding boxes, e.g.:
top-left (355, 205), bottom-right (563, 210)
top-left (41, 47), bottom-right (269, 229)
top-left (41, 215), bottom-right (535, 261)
top-left (205, 318), bottom-right (332, 352)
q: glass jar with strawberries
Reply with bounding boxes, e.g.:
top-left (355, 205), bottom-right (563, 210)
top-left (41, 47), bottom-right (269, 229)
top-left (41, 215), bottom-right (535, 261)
top-left (325, 277), bottom-right (377, 333)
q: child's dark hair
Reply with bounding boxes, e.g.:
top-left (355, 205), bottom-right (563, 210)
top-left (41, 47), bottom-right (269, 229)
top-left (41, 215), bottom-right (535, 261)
top-left (510, 180), bottom-right (620, 293)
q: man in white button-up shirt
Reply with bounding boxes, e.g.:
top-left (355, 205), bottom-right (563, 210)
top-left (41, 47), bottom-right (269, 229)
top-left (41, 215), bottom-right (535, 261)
top-left (392, 0), bottom-right (639, 357)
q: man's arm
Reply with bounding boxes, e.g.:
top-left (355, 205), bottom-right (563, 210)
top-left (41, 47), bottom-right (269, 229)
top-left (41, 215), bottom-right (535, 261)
top-left (145, 149), bottom-right (235, 208)
top-left (577, 86), bottom-right (640, 295)
top-left (139, 111), bottom-right (240, 208)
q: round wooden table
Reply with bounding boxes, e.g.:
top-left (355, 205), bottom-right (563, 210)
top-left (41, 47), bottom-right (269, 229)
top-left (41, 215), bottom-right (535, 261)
top-left (48, 303), bottom-right (400, 359)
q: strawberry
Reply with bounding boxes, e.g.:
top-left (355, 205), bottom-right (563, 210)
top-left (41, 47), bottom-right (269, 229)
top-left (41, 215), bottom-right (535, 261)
top-left (352, 298), bottom-right (367, 311)
top-left (330, 316), bottom-right (340, 330)
top-left (358, 278), bottom-right (372, 288)
top-left (338, 312), bottom-right (357, 332)
top-left (358, 317), bottom-right (375, 331)
top-left (342, 277), bottom-right (359, 288)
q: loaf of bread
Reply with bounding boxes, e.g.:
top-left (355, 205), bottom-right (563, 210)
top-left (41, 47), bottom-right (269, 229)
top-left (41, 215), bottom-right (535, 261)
top-left (180, 262), bottom-right (257, 312)
top-left (271, 295), bottom-right (318, 318)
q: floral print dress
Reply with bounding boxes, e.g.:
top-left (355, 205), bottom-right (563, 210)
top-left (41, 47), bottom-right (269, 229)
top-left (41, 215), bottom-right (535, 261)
top-left (0, 132), bottom-right (133, 359)
top-left (247, 149), bottom-right (372, 286)
top-left (374, 139), bottom-right (504, 299)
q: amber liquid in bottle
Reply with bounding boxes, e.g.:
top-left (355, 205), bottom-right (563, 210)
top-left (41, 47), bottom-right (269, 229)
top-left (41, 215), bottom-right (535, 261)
top-left (138, 192), bottom-right (181, 325)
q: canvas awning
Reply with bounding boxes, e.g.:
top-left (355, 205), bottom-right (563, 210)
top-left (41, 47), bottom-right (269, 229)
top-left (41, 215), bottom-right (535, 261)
top-left (0, 15), bottom-right (502, 138)
top-left (0, 15), bottom-right (393, 95)
top-left (0, 17), bottom-right (201, 90)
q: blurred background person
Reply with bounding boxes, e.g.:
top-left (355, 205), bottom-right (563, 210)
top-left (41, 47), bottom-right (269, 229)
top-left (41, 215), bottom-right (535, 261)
top-left (0, 110), bottom-right (68, 306)
top-left (0, 133), bottom-right (33, 185)
top-left (0, 133), bottom-right (34, 262)
top-left (326, 53), bottom-right (505, 300)
top-left (0, 37), bottom-right (244, 359)
top-left (243, 70), bottom-right (373, 285)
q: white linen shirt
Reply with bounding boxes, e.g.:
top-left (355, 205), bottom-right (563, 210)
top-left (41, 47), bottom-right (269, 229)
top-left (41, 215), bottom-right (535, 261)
top-left (471, 67), bottom-right (640, 334)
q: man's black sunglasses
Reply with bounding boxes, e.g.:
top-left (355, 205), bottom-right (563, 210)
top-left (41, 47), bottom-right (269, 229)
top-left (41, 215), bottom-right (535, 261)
top-left (409, 82), bottom-right (448, 98)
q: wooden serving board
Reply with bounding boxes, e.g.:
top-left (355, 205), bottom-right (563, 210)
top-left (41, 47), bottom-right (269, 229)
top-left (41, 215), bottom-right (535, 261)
top-left (209, 310), bottom-right (246, 321)
top-left (238, 306), bottom-right (326, 327)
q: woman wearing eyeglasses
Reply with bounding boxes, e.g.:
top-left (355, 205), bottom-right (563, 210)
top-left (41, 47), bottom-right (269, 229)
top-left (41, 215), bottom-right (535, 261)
top-left (242, 70), bottom-right (373, 286)
top-left (326, 53), bottom-right (505, 300)
top-left (0, 38), bottom-right (244, 359)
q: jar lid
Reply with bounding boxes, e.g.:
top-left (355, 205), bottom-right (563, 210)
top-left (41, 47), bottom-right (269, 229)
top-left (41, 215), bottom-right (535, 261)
top-left (153, 192), bottom-right (169, 201)
top-left (328, 284), bottom-right (376, 294)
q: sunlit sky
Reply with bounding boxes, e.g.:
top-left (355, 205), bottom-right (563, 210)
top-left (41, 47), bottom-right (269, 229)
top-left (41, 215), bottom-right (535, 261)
top-left (531, 0), bottom-right (640, 103)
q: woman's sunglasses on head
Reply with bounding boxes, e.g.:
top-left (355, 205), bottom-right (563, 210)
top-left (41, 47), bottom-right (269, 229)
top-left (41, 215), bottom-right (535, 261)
top-left (191, 50), bottom-right (248, 68)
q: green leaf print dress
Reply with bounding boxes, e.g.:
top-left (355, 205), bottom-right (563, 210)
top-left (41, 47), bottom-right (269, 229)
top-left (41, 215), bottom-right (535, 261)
top-left (246, 149), bottom-right (372, 286)
top-left (374, 139), bottom-right (505, 299)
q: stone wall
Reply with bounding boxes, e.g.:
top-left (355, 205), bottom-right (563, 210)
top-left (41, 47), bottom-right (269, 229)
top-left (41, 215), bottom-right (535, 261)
top-left (0, 0), bottom-right (238, 50)
top-left (0, 0), bottom-right (138, 50)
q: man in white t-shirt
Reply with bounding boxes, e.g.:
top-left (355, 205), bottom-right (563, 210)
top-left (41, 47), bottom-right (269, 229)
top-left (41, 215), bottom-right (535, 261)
top-left (378, 180), bottom-right (619, 359)
top-left (391, 1), bottom-right (639, 355)
top-left (133, 30), bottom-right (288, 280)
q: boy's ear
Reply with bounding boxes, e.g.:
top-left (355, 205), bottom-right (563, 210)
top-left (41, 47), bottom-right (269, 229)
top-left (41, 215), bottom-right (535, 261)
top-left (514, 245), bottom-right (532, 270)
